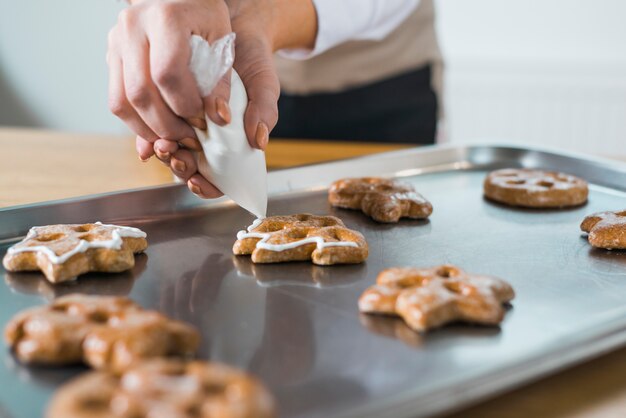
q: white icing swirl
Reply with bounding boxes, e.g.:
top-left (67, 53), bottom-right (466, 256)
top-left (7, 222), bottom-right (147, 265)
top-left (237, 218), bottom-right (358, 252)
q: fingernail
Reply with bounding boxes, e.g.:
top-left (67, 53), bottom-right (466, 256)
top-left (155, 149), bottom-right (171, 161)
top-left (255, 122), bottom-right (269, 150)
top-left (172, 159), bottom-right (186, 172)
top-left (180, 137), bottom-right (203, 151)
top-left (189, 184), bottom-right (201, 195)
top-left (139, 155), bottom-right (151, 163)
top-left (216, 97), bottom-right (231, 125)
top-left (189, 117), bottom-right (207, 131)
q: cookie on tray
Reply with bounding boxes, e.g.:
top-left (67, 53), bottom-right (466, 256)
top-left (329, 177), bottom-right (433, 223)
top-left (483, 168), bottom-right (588, 208)
top-left (233, 214), bottom-right (368, 265)
top-left (2, 222), bottom-right (148, 283)
top-left (359, 265), bottom-right (515, 332)
top-left (581, 209), bottom-right (626, 249)
top-left (5, 294), bottom-right (199, 372)
top-left (46, 359), bottom-right (275, 418)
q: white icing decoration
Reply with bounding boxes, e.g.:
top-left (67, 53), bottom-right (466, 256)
top-left (237, 218), bottom-right (358, 252)
top-left (246, 218), bottom-right (264, 232)
top-left (7, 222), bottom-right (146, 265)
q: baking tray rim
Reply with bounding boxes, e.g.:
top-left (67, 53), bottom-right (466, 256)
top-left (338, 309), bottom-right (626, 418)
top-left (2, 141), bottom-right (625, 216)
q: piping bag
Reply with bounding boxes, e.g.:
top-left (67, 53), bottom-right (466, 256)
top-left (187, 34), bottom-right (267, 219)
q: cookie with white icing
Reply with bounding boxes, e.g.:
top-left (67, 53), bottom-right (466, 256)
top-left (484, 168), bottom-right (588, 208)
top-left (233, 214), bottom-right (368, 265)
top-left (2, 222), bottom-right (147, 283)
top-left (359, 265), bottom-right (515, 332)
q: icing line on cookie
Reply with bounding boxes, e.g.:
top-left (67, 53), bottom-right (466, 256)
top-left (237, 218), bottom-right (358, 252)
top-left (7, 222), bottom-right (146, 265)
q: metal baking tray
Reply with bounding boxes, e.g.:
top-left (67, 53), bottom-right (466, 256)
top-left (2, 144), bottom-right (626, 418)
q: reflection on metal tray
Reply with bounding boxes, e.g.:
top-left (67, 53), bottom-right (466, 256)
top-left (2, 145), bottom-right (626, 418)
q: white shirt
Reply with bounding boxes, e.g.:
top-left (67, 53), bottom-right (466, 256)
top-left (279, 0), bottom-right (421, 60)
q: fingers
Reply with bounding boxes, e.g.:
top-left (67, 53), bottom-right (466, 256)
top-left (242, 74), bottom-right (279, 150)
top-left (153, 138), bottom-right (179, 163)
top-left (119, 11), bottom-right (196, 142)
top-left (148, 21), bottom-right (205, 125)
top-left (179, 136), bottom-right (203, 151)
top-left (171, 146), bottom-right (222, 200)
top-left (135, 136), bottom-right (155, 162)
top-left (169, 149), bottom-right (198, 181)
top-left (108, 29), bottom-right (159, 143)
top-left (188, 174), bottom-right (223, 198)
top-left (203, 70), bottom-right (232, 126)
top-left (234, 41), bottom-right (280, 150)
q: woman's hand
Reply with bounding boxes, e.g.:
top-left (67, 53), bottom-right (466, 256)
top-left (157, 0), bottom-right (317, 198)
top-left (107, 0), bottom-right (233, 165)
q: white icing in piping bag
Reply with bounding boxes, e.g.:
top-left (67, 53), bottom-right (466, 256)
top-left (188, 34), bottom-right (268, 218)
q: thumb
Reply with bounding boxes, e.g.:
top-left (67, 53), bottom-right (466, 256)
top-left (234, 40), bottom-right (280, 150)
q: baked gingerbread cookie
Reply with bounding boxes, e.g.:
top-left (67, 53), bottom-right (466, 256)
top-left (329, 177), bottom-right (433, 223)
top-left (581, 209), bottom-right (626, 249)
top-left (46, 359), bottom-right (275, 418)
top-left (5, 294), bottom-right (199, 372)
top-left (483, 168), bottom-right (588, 208)
top-left (233, 214), bottom-right (368, 265)
top-left (359, 265), bottom-right (515, 332)
top-left (3, 222), bottom-right (148, 283)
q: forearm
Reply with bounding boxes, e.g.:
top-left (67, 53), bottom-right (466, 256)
top-left (271, 0), bottom-right (317, 51)
top-left (226, 0), bottom-right (317, 52)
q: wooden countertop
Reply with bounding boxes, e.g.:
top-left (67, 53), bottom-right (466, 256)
top-left (0, 128), bottom-right (411, 207)
top-left (2, 127), bottom-right (626, 417)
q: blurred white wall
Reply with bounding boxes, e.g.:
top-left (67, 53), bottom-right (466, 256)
top-left (0, 0), bottom-right (126, 133)
top-left (1, 0), bottom-right (625, 154)
top-left (436, 0), bottom-right (626, 155)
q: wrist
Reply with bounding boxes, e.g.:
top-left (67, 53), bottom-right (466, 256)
top-left (227, 0), bottom-right (317, 53)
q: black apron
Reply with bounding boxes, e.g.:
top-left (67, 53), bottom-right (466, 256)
top-left (273, 65), bottom-right (437, 145)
